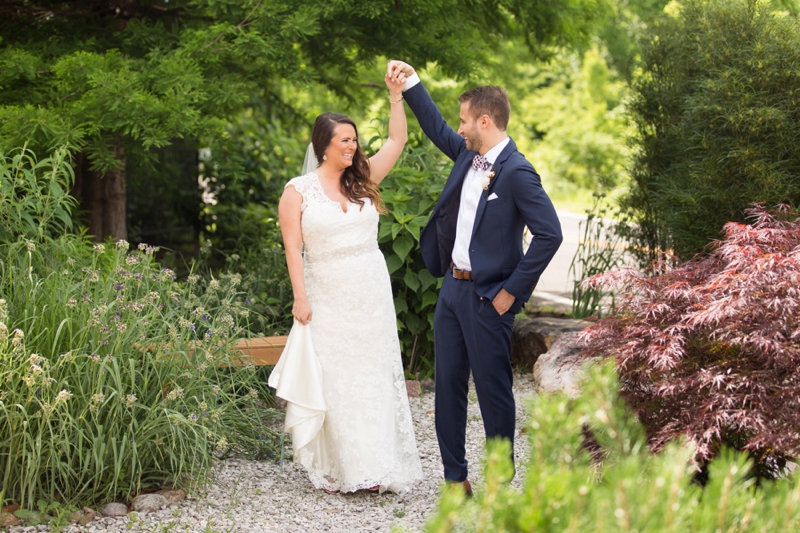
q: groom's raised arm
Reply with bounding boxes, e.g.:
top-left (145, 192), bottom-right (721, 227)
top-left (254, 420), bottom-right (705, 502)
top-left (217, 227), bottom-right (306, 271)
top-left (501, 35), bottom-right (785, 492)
top-left (389, 61), bottom-right (465, 162)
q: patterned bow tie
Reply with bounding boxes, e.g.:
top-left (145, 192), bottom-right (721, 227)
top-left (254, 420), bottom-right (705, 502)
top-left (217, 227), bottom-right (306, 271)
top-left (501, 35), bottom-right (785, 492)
top-left (472, 154), bottom-right (492, 171)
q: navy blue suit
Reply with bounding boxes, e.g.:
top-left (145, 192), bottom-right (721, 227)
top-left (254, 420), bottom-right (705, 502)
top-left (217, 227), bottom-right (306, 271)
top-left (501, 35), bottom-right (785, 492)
top-left (404, 81), bottom-right (562, 482)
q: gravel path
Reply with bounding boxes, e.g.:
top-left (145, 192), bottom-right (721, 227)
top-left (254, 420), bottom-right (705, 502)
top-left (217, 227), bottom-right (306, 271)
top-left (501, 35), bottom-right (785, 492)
top-left (24, 373), bottom-right (537, 533)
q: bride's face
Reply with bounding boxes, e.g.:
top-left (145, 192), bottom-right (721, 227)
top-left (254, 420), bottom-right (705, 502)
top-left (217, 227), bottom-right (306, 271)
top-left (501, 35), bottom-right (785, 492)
top-left (324, 124), bottom-right (358, 170)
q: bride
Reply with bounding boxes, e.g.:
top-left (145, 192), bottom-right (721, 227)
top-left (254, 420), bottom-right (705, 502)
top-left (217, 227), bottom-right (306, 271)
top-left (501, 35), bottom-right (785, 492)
top-left (277, 70), bottom-right (423, 494)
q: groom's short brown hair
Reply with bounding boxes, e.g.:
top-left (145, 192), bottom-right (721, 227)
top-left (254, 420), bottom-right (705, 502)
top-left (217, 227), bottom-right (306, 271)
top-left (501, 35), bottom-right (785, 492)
top-left (459, 86), bottom-right (510, 131)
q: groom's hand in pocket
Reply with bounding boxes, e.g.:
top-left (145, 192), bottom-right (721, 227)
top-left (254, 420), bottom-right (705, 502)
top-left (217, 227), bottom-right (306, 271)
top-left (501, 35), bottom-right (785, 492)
top-left (492, 288), bottom-right (515, 316)
top-left (292, 298), bottom-right (313, 325)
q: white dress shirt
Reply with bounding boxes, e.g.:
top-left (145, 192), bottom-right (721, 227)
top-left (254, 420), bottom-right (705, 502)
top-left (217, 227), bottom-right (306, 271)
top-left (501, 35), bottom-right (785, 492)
top-left (402, 72), bottom-right (509, 271)
top-left (450, 138), bottom-right (509, 271)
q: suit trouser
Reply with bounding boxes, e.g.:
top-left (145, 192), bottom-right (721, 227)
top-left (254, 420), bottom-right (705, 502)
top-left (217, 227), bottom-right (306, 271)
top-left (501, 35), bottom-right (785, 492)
top-left (434, 269), bottom-right (516, 482)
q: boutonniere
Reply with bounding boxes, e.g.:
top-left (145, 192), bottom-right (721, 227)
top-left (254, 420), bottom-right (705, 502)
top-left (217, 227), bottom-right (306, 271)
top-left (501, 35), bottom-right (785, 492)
top-left (481, 168), bottom-right (496, 190)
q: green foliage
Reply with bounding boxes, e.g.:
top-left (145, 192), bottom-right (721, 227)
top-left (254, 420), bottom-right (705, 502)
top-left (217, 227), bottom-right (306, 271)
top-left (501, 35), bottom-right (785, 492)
top-left (196, 241), bottom-right (294, 338)
top-left (0, 0), bottom-right (613, 171)
top-left (423, 362), bottom-right (800, 532)
top-left (378, 134), bottom-right (450, 379)
top-left (0, 146), bottom-right (77, 241)
top-left (194, 99), bottom-right (311, 336)
top-left (625, 0), bottom-right (800, 262)
top-left (525, 47), bottom-right (631, 195)
top-left (0, 149), bottom-right (280, 509)
top-left (569, 194), bottom-right (627, 318)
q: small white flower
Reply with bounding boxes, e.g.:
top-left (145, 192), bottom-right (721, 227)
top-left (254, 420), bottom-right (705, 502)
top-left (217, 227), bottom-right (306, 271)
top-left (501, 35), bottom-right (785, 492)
top-left (55, 389), bottom-right (73, 403)
top-left (93, 244), bottom-right (105, 254)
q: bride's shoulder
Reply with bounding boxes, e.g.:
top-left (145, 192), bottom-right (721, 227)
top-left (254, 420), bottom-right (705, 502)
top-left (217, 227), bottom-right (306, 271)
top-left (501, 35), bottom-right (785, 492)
top-left (284, 172), bottom-right (317, 192)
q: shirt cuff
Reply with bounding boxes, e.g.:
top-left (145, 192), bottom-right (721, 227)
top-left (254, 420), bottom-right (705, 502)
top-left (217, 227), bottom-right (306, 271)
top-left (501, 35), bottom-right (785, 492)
top-left (402, 72), bottom-right (421, 92)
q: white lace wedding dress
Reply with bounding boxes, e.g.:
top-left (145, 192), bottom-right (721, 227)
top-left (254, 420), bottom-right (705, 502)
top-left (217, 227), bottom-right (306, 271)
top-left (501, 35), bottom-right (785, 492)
top-left (284, 172), bottom-right (423, 494)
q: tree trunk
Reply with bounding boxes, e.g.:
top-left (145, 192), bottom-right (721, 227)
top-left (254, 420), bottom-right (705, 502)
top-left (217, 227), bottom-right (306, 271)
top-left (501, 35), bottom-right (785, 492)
top-left (71, 143), bottom-right (128, 242)
top-left (103, 141), bottom-right (127, 242)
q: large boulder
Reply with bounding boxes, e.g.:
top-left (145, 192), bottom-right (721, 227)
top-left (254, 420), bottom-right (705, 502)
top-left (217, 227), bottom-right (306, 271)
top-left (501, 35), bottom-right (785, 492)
top-left (533, 331), bottom-right (596, 397)
top-left (511, 316), bottom-right (588, 372)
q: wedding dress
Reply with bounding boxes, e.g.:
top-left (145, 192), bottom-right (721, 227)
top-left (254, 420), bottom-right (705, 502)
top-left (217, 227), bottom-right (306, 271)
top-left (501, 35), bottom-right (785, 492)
top-left (282, 172), bottom-right (422, 494)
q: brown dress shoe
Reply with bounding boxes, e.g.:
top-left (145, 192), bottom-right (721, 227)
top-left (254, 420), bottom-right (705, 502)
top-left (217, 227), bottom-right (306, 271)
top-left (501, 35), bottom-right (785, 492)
top-left (446, 479), bottom-right (473, 497)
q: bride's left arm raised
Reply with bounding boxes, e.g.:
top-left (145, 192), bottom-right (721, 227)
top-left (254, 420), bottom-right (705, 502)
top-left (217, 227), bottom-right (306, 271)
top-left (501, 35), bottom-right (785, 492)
top-left (367, 73), bottom-right (407, 184)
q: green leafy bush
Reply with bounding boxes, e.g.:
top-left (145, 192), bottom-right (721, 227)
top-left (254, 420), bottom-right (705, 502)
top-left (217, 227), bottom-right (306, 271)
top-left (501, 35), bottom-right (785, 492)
top-left (424, 363), bottom-right (800, 532)
top-left (625, 0), bottom-right (800, 263)
top-left (195, 102), bottom-right (312, 337)
top-left (0, 148), bottom-right (280, 509)
top-left (378, 134), bottom-right (450, 379)
top-left (0, 145), bottom-right (76, 241)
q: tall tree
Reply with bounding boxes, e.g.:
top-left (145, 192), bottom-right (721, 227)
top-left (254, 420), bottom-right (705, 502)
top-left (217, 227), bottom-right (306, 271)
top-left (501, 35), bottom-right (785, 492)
top-left (0, 0), bottom-right (611, 241)
top-left (624, 0), bottom-right (800, 263)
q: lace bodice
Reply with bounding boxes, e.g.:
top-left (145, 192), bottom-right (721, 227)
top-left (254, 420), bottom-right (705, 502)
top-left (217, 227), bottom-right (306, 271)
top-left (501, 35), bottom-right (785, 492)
top-left (285, 173), bottom-right (379, 264)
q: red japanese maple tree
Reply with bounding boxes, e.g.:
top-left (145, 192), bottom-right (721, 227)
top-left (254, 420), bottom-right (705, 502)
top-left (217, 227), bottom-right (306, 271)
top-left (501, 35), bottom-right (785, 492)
top-left (580, 204), bottom-right (800, 464)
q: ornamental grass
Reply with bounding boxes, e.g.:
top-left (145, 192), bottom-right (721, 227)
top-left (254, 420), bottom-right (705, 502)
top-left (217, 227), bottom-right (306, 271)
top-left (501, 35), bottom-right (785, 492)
top-left (0, 147), bottom-right (280, 509)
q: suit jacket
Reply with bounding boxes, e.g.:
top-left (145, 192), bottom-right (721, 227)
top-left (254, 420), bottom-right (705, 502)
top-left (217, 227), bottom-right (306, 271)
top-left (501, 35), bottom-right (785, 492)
top-left (405, 81), bottom-right (563, 314)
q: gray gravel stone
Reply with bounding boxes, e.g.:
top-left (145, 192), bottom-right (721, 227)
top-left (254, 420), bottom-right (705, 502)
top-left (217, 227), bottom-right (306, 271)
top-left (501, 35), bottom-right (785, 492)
top-left (131, 494), bottom-right (168, 512)
top-left (9, 372), bottom-right (538, 533)
top-left (99, 503), bottom-right (128, 517)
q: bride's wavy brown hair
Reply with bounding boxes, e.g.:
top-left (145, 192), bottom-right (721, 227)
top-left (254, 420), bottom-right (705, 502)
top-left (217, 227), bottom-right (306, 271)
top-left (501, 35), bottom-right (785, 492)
top-left (312, 112), bottom-right (385, 213)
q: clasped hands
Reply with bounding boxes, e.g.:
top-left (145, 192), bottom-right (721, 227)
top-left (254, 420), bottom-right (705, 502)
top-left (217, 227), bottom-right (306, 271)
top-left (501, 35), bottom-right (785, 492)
top-left (384, 60), bottom-right (413, 100)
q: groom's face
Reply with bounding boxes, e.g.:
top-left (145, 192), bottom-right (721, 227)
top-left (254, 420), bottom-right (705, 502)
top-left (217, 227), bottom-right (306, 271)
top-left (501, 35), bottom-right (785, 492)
top-left (458, 102), bottom-right (482, 154)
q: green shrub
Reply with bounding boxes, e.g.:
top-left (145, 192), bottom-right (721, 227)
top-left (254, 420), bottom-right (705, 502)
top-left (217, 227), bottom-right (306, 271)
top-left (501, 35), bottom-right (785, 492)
top-left (0, 145), bottom-right (76, 241)
top-left (193, 226), bottom-right (293, 338)
top-left (195, 106), bottom-right (311, 337)
top-left (625, 0), bottom-right (800, 263)
top-left (423, 363), bottom-right (800, 532)
top-left (378, 133), bottom-right (450, 379)
top-left (0, 148), bottom-right (280, 509)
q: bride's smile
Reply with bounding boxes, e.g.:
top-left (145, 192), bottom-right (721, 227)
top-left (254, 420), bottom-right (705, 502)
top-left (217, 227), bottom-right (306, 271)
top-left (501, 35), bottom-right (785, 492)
top-left (323, 124), bottom-right (358, 169)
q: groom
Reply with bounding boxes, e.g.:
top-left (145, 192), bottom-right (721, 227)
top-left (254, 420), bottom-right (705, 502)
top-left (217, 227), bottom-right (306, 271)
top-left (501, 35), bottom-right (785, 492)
top-left (388, 60), bottom-right (562, 492)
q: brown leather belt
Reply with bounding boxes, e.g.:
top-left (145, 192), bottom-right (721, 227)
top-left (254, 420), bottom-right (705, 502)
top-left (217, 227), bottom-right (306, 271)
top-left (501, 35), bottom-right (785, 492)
top-left (450, 262), bottom-right (474, 281)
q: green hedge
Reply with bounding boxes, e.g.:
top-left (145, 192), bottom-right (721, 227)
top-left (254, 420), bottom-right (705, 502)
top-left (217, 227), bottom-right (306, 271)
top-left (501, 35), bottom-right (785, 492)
top-left (625, 0), bottom-right (800, 262)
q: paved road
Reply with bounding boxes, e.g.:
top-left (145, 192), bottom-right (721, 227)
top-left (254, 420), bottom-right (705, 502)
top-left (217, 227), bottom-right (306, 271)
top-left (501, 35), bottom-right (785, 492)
top-left (528, 211), bottom-right (585, 311)
top-left (537, 211), bottom-right (583, 292)
top-left (529, 209), bottom-right (627, 313)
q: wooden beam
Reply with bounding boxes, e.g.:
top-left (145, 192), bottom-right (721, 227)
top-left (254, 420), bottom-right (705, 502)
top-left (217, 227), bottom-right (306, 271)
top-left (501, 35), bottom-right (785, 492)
top-left (234, 336), bottom-right (288, 366)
